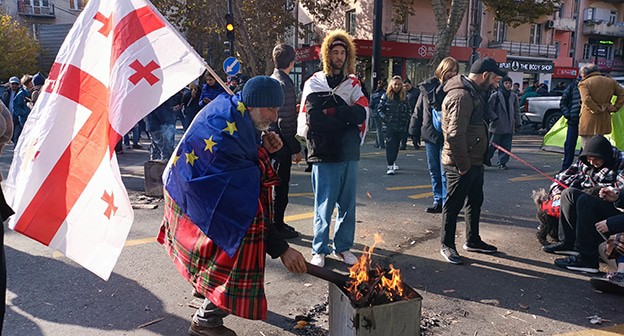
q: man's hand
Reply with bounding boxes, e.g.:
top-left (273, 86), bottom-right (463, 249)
top-left (280, 247), bottom-right (307, 273)
top-left (202, 98), bottom-right (211, 104)
top-left (595, 220), bottom-right (609, 234)
top-left (262, 131), bottom-right (283, 153)
top-left (599, 187), bottom-right (619, 202)
top-left (293, 152), bottom-right (302, 163)
top-left (552, 194), bottom-right (561, 201)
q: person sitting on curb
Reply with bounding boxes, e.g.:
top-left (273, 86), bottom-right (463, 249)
top-left (543, 135), bottom-right (624, 259)
top-left (591, 214), bottom-right (624, 290)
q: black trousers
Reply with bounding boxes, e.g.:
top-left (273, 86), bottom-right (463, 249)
top-left (385, 131), bottom-right (403, 165)
top-left (401, 121), bottom-right (420, 148)
top-left (559, 187), bottom-right (620, 261)
top-left (441, 165), bottom-right (484, 248)
top-left (272, 154), bottom-right (293, 228)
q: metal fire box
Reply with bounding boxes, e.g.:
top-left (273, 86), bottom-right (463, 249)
top-left (144, 160), bottom-right (166, 197)
top-left (328, 282), bottom-right (422, 336)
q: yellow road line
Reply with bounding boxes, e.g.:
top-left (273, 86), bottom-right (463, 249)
top-left (408, 192), bottom-right (434, 200)
top-left (288, 192), bottom-right (314, 197)
top-left (125, 237), bottom-right (156, 246)
top-left (386, 185), bottom-right (431, 191)
top-left (557, 324), bottom-right (624, 335)
top-left (509, 171), bottom-right (559, 182)
top-left (284, 211), bottom-right (315, 222)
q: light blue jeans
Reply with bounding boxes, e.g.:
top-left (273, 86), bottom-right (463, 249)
top-left (311, 161), bottom-right (358, 255)
top-left (425, 142), bottom-right (446, 205)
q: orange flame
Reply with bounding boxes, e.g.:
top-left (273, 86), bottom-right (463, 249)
top-left (345, 233), bottom-right (405, 304)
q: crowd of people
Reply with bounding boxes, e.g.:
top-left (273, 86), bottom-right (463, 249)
top-left (3, 28), bottom-right (624, 335)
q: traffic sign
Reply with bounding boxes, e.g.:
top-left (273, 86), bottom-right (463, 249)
top-left (223, 57), bottom-right (240, 76)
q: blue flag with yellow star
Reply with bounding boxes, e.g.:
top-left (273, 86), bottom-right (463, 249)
top-left (164, 93), bottom-right (261, 257)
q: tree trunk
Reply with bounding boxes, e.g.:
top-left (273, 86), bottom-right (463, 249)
top-left (429, 0), bottom-right (469, 69)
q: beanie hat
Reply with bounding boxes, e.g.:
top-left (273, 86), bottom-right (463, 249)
top-left (241, 76), bottom-right (284, 108)
top-left (33, 72), bottom-right (45, 86)
top-left (8, 76), bottom-right (20, 84)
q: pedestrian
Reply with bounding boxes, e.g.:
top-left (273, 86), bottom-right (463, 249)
top-left (411, 56), bottom-right (459, 214)
top-left (199, 71), bottom-right (226, 108)
top-left (591, 212), bottom-right (624, 290)
top-left (377, 75), bottom-right (410, 175)
top-left (182, 82), bottom-right (202, 130)
top-left (0, 101), bottom-right (14, 332)
top-left (485, 76), bottom-right (521, 170)
top-left (401, 78), bottom-right (420, 150)
top-left (439, 57), bottom-right (505, 264)
top-left (28, 72), bottom-right (45, 109)
top-left (559, 77), bottom-right (581, 171)
top-left (577, 63), bottom-right (624, 148)
top-left (269, 43), bottom-right (302, 239)
top-left (158, 76), bottom-right (307, 336)
top-left (299, 29), bottom-right (368, 267)
top-left (369, 79), bottom-right (386, 149)
top-left (511, 82), bottom-right (521, 97)
top-left (145, 92), bottom-right (181, 161)
top-left (1, 76), bottom-right (31, 145)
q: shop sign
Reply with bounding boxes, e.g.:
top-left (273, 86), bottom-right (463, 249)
top-left (498, 60), bottom-right (554, 73)
top-left (553, 67), bottom-right (579, 78)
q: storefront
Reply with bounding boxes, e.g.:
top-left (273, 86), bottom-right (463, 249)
top-left (295, 39), bottom-right (506, 91)
top-left (552, 66), bottom-right (579, 89)
top-left (498, 57), bottom-right (555, 91)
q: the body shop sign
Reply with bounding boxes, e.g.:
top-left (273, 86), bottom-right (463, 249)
top-left (498, 60), bottom-right (554, 73)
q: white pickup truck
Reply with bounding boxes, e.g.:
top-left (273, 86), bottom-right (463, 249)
top-left (522, 96), bottom-right (562, 131)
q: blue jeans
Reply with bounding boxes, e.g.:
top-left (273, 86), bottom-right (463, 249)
top-left (123, 123), bottom-right (140, 146)
top-left (487, 133), bottom-right (513, 166)
top-left (425, 142), bottom-right (446, 205)
top-left (562, 122), bottom-right (578, 171)
top-left (311, 161), bottom-right (358, 255)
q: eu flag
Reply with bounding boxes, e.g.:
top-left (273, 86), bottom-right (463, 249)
top-left (164, 93), bottom-right (261, 257)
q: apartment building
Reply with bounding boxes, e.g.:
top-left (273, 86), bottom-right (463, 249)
top-left (294, 0), bottom-right (624, 89)
top-left (1, 0), bottom-right (86, 72)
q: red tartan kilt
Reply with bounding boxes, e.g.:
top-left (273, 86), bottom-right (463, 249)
top-left (158, 192), bottom-right (268, 320)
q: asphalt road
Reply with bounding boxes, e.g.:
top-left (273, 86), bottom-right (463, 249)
top-left (1, 131), bottom-right (623, 336)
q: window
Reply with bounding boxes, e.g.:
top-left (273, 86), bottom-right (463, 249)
top-left (583, 43), bottom-right (595, 60)
top-left (610, 11), bottom-right (617, 25)
top-left (303, 23), bottom-right (314, 46)
top-left (530, 24), bottom-right (542, 44)
top-left (346, 9), bottom-right (356, 36)
top-left (70, 0), bottom-right (87, 10)
top-left (493, 21), bottom-right (506, 42)
top-left (558, 4), bottom-right (564, 19)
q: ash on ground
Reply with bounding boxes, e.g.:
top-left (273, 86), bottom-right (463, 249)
top-left (290, 294), bottom-right (329, 336)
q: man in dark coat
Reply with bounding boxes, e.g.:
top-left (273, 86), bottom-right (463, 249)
top-left (269, 44), bottom-right (302, 239)
top-left (559, 78), bottom-right (581, 171)
top-left (401, 79), bottom-right (420, 150)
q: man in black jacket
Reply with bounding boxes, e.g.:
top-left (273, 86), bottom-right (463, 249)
top-left (270, 44), bottom-right (302, 239)
top-left (401, 79), bottom-right (420, 150)
top-left (560, 79), bottom-right (581, 171)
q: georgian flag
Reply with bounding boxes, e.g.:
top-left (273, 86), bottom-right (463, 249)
top-left (4, 0), bottom-right (206, 280)
top-left (296, 72), bottom-right (369, 144)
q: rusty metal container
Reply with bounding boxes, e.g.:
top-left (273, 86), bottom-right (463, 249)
top-left (328, 282), bottom-right (422, 336)
top-left (144, 160), bottom-right (166, 197)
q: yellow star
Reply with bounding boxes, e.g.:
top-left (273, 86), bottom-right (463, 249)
top-left (223, 121), bottom-right (238, 135)
top-left (237, 102), bottom-right (246, 116)
top-left (204, 136), bottom-right (217, 153)
top-left (172, 154), bottom-right (180, 166)
top-left (185, 150), bottom-right (199, 166)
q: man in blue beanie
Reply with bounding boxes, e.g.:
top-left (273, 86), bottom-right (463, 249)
top-left (158, 75), bottom-right (307, 336)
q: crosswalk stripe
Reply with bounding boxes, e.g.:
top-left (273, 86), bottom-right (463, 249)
top-left (556, 324), bottom-right (624, 335)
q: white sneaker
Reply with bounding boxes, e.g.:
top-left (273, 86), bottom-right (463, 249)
top-left (334, 251), bottom-right (359, 265)
top-left (392, 163), bottom-right (399, 171)
top-left (386, 165), bottom-right (395, 175)
top-left (310, 254), bottom-right (326, 267)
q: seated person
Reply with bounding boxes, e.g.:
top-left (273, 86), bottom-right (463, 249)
top-left (591, 212), bottom-right (624, 291)
top-left (544, 135), bottom-right (624, 256)
top-left (554, 186), bottom-right (624, 273)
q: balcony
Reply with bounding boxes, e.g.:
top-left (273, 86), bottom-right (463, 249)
top-left (551, 18), bottom-right (577, 31)
top-left (488, 40), bottom-right (558, 58)
top-left (583, 21), bottom-right (624, 37)
top-left (385, 32), bottom-right (468, 47)
top-left (17, 0), bottom-right (55, 18)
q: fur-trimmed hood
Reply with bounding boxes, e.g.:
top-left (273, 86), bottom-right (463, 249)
top-left (320, 29), bottom-right (357, 76)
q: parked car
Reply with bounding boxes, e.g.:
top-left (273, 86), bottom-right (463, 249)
top-left (522, 96), bottom-right (562, 131)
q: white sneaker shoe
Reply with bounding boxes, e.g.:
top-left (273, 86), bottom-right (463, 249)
top-left (334, 251), bottom-right (359, 265)
top-left (392, 163), bottom-right (399, 171)
top-left (310, 254), bottom-right (326, 267)
top-left (386, 165), bottom-right (395, 175)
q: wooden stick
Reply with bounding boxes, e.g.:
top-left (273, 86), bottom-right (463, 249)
top-left (305, 262), bottom-right (351, 287)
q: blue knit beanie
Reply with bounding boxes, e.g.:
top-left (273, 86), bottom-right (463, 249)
top-left (33, 72), bottom-right (45, 86)
top-left (241, 76), bottom-right (284, 108)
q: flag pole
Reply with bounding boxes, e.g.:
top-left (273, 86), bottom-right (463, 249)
top-left (204, 64), bottom-right (235, 96)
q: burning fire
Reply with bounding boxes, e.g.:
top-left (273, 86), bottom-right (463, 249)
top-left (345, 234), bottom-right (406, 306)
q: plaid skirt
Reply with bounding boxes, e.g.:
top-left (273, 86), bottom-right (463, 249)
top-left (158, 147), bottom-right (278, 320)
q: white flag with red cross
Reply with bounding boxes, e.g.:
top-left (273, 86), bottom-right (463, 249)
top-left (4, 0), bottom-right (206, 280)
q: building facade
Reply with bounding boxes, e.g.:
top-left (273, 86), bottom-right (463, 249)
top-left (295, 0), bottom-right (624, 90)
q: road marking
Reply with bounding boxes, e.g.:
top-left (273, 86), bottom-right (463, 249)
top-left (557, 324), bottom-right (624, 335)
top-left (125, 237), bottom-right (156, 246)
top-left (284, 212), bottom-right (315, 222)
top-left (509, 171), bottom-right (559, 182)
top-left (386, 185), bottom-right (431, 191)
top-left (408, 192), bottom-right (434, 200)
top-left (288, 192), bottom-right (314, 197)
